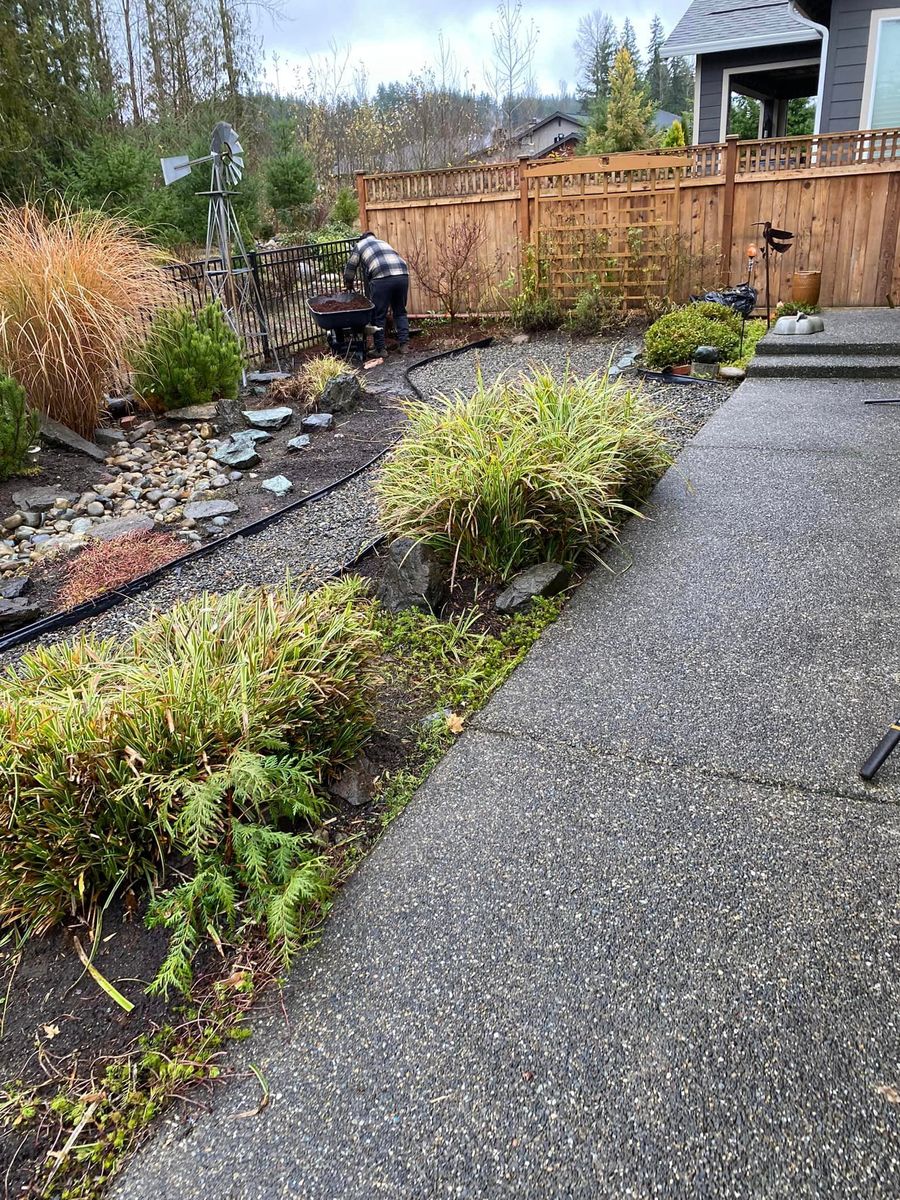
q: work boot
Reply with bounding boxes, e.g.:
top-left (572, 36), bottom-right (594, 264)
top-left (398, 343), bottom-right (410, 357)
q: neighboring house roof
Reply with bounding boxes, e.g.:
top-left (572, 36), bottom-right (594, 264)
top-left (531, 133), bottom-right (582, 159)
top-left (661, 0), bottom-right (821, 57)
top-left (513, 111), bottom-right (587, 140)
top-left (653, 109), bottom-right (681, 129)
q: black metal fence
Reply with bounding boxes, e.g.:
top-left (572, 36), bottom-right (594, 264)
top-left (158, 236), bottom-right (362, 366)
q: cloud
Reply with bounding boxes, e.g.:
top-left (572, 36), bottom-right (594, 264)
top-left (260, 1), bottom-right (690, 95)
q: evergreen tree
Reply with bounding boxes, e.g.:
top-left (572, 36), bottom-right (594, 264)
top-left (583, 47), bottom-right (656, 153)
top-left (620, 19), bottom-right (642, 80)
top-left (664, 55), bottom-right (694, 116)
top-left (645, 16), bottom-right (668, 107)
top-left (786, 97), bottom-right (815, 135)
top-left (574, 10), bottom-right (618, 110)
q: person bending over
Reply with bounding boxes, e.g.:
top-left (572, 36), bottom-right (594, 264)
top-left (343, 232), bottom-right (410, 357)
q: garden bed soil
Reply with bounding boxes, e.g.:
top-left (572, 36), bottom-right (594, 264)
top-left (308, 294), bottom-right (373, 313)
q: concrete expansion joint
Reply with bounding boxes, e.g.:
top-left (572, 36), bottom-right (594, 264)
top-left (469, 719), bottom-right (898, 812)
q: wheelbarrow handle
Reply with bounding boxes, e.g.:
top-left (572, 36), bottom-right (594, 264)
top-left (860, 722), bottom-right (900, 780)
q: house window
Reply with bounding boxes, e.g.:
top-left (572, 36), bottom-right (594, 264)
top-left (863, 10), bottom-right (900, 129)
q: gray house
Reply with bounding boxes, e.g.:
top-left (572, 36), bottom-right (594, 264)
top-left (663, 0), bottom-right (900, 142)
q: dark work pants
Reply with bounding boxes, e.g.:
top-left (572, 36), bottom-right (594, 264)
top-left (369, 274), bottom-right (410, 352)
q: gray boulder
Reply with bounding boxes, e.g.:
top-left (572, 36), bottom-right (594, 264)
top-left (260, 475), bottom-right (293, 498)
top-left (164, 403), bottom-right (217, 421)
top-left (88, 515), bottom-right (156, 541)
top-left (0, 577), bottom-right (29, 599)
top-left (0, 596), bottom-right (43, 630)
top-left (231, 429), bottom-right (272, 446)
top-left (301, 412), bottom-right (335, 432)
top-left (212, 438), bottom-right (260, 468)
top-left (12, 486), bottom-right (77, 513)
top-left (247, 370), bottom-right (290, 384)
top-left (40, 416), bottom-right (106, 461)
top-left (318, 374), bottom-right (362, 414)
top-left (94, 428), bottom-right (127, 447)
top-left (242, 406), bottom-right (293, 430)
top-left (377, 538), bottom-right (448, 613)
top-left (495, 562), bottom-right (569, 614)
top-left (286, 435), bottom-right (311, 452)
top-left (184, 499), bottom-right (239, 520)
top-left (328, 754), bottom-right (377, 808)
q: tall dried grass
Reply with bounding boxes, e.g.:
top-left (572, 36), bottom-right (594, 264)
top-left (0, 202), bottom-right (172, 439)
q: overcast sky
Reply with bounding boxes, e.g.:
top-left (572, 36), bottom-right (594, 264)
top-left (260, 1), bottom-right (689, 97)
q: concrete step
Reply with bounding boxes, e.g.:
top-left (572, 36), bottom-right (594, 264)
top-left (756, 335), bottom-right (900, 357)
top-left (749, 353), bottom-right (900, 379)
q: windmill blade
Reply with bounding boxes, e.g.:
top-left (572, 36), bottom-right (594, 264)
top-left (160, 155), bottom-right (191, 186)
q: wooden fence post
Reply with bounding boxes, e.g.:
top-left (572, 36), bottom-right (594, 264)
top-left (517, 159), bottom-right (530, 263)
top-left (356, 172), bottom-right (368, 233)
top-left (720, 135), bottom-right (739, 285)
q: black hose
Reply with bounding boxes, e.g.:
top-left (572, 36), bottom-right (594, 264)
top-left (0, 337), bottom-right (495, 656)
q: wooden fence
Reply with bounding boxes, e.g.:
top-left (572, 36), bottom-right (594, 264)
top-left (357, 128), bottom-right (900, 314)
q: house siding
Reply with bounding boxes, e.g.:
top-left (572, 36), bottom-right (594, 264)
top-left (522, 116), bottom-right (584, 156)
top-left (696, 41), bottom-right (821, 142)
top-left (820, 0), bottom-right (887, 131)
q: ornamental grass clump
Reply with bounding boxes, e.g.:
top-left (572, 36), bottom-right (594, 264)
top-left (0, 201), bottom-right (171, 438)
top-left (0, 577), bottom-right (379, 992)
top-left (376, 366), bottom-right (672, 581)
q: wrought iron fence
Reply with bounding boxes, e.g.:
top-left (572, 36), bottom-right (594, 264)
top-left (156, 236), bottom-right (362, 366)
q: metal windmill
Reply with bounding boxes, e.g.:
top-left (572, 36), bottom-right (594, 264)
top-left (160, 122), bottom-right (273, 361)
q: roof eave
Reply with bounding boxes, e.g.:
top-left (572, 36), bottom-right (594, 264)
top-left (662, 27), bottom-right (820, 57)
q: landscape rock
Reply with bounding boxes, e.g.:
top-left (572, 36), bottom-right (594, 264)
top-left (94, 428), bottom-right (127, 447)
top-left (0, 597), bottom-right (43, 630)
top-left (242, 406), bottom-right (293, 430)
top-left (328, 754), bottom-right (378, 808)
top-left (719, 365), bottom-right (746, 380)
top-left (231, 428), bottom-right (272, 445)
top-left (212, 439), bottom-right (260, 469)
top-left (39, 416), bottom-right (107, 461)
top-left (88, 514), bottom-right (155, 542)
top-left (12, 486), bottom-right (76, 513)
top-left (247, 370), bottom-right (290, 384)
top-left (183, 499), bottom-right (240, 521)
top-left (0, 577), bottom-right (29, 599)
top-left (301, 412), bottom-right (335, 432)
top-left (377, 537), bottom-right (448, 613)
top-left (318, 374), bottom-right (361, 414)
top-left (286, 435), bottom-right (311, 452)
top-left (165, 403), bottom-right (218, 421)
top-left (495, 562), bottom-right (569, 614)
top-left (2, 514), bottom-right (23, 531)
top-left (511, 333), bottom-right (530, 345)
top-left (70, 518), bottom-right (93, 536)
top-left (86, 501), bottom-right (105, 517)
top-left (260, 475), bottom-right (293, 498)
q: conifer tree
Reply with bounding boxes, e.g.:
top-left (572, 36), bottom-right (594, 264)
top-left (583, 47), bottom-right (656, 153)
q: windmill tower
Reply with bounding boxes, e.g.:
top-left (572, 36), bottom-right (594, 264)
top-left (160, 122), bottom-right (274, 363)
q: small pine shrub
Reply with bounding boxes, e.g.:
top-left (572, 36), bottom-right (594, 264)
top-left (643, 304), bottom-right (742, 370)
top-left (376, 366), bottom-right (672, 581)
top-left (776, 300), bottom-right (821, 315)
top-left (57, 530), bottom-right (183, 609)
top-left (132, 302), bottom-right (243, 412)
top-left (564, 286), bottom-right (627, 337)
top-left (510, 292), bottom-right (564, 332)
top-left (0, 577), bottom-right (380, 992)
top-left (0, 374), bottom-right (38, 481)
top-left (330, 187), bottom-right (360, 227)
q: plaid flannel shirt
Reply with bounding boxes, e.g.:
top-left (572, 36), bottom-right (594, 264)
top-left (343, 235), bottom-right (408, 288)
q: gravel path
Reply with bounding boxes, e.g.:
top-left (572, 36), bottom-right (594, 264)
top-left (1, 334), bottom-right (733, 666)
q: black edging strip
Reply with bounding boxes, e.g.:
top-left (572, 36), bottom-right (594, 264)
top-left (637, 368), bottom-right (729, 387)
top-left (0, 338), bottom-right (495, 655)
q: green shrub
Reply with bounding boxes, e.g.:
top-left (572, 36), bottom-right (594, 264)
top-left (0, 578), bottom-right (380, 991)
top-left (132, 301), bottom-right (243, 411)
top-left (0, 374), bottom-right (38, 480)
top-left (330, 186), bottom-right (360, 228)
top-left (376, 366), bottom-right (672, 581)
top-left (507, 245), bottom-right (563, 332)
top-left (564, 286), bottom-right (627, 337)
top-left (775, 299), bottom-right (821, 315)
top-left (643, 303), bottom-right (742, 369)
